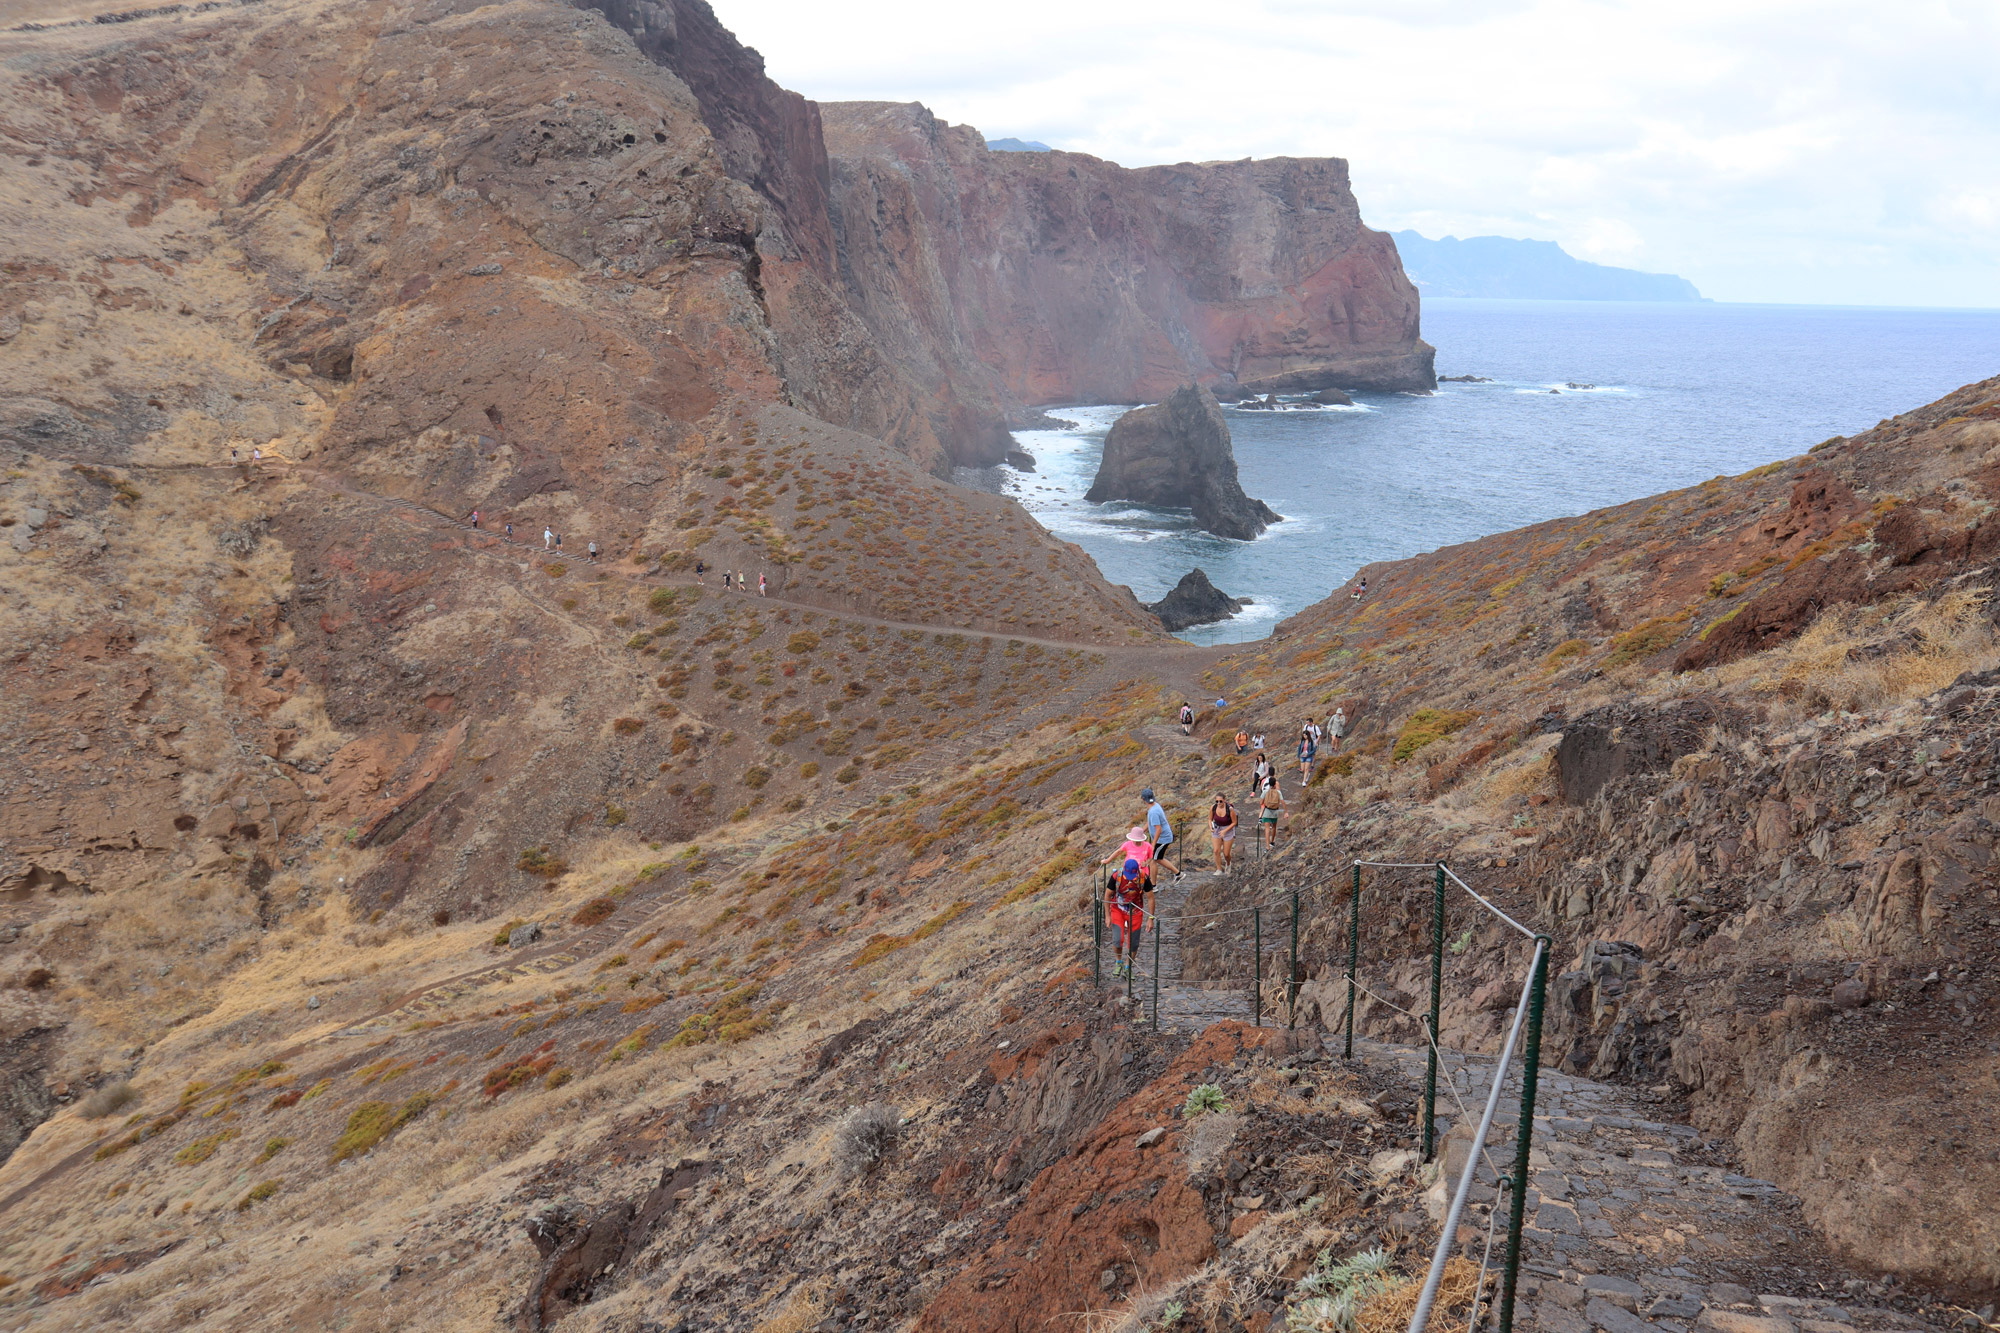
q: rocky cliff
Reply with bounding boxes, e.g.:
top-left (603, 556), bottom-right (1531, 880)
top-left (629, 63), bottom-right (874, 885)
top-left (1087, 385), bottom-right (1280, 539)
top-left (558, 5), bottom-right (1436, 470)
top-left (821, 101), bottom-right (1435, 410)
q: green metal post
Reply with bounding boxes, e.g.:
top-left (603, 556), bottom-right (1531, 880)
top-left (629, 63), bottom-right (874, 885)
top-left (1126, 902), bottom-right (1135, 1006)
top-left (1425, 862), bottom-right (1446, 1161)
top-left (1287, 889), bottom-right (1300, 1029)
top-left (1093, 893), bottom-right (1102, 989)
top-left (1344, 863), bottom-right (1360, 1058)
top-left (1253, 907), bottom-right (1262, 1027)
top-left (1498, 937), bottom-right (1552, 1333)
top-left (1152, 910), bottom-right (1161, 1034)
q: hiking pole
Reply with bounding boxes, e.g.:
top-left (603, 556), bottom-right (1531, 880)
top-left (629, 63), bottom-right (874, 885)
top-left (1152, 913), bottom-right (1161, 1034)
top-left (1344, 863), bottom-right (1360, 1058)
top-left (1253, 907), bottom-right (1262, 1028)
top-left (1497, 937), bottom-right (1552, 1333)
top-left (1288, 888), bottom-right (1300, 1030)
top-left (1425, 862), bottom-right (1446, 1162)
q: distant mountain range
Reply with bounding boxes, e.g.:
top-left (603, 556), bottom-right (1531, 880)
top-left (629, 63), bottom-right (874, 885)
top-left (987, 137), bottom-right (1053, 152)
top-left (1391, 231), bottom-right (1705, 301)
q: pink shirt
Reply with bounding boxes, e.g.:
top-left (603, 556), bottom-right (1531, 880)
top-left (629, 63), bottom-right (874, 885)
top-left (1117, 839), bottom-right (1154, 868)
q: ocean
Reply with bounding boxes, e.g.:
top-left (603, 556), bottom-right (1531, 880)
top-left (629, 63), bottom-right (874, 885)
top-left (960, 299), bottom-right (2000, 644)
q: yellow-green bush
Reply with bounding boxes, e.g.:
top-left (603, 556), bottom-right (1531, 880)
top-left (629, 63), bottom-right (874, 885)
top-left (1392, 709), bottom-right (1476, 763)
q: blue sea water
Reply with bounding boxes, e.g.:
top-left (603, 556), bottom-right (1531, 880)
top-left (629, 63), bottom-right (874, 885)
top-left (962, 299), bottom-right (2000, 644)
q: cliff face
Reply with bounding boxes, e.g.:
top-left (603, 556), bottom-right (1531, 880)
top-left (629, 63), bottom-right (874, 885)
top-left (558, 8), bottom-right (1434, 469)
top-left (821, 102), bottom-right (1436, 408)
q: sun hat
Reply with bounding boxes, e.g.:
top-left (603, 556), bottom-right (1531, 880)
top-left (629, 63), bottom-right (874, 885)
top-left (1124, 858), bottom-right (1140, 874)
top-left (1127, 825), bottom-right (1149, 842)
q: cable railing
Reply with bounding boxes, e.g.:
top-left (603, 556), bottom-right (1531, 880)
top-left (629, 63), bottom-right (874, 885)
top-left (1081, 854), bottom-right (1551, 1333)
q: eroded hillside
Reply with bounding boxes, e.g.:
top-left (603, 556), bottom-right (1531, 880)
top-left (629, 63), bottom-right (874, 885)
top-left (3, 0), bottom-right (1998, 1327)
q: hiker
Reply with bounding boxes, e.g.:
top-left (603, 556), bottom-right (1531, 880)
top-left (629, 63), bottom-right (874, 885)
top-left (1141, 788), bottom-right (1180, 879)
top-left (1234, 729), bottom-right (1248, 756)
top-left (722, 569), bottom-right (732, 590)
top-left (554, 532), bottom-right (563, 551)
top-left (505, 522), bottom-right (513, 541)
top-left (1100, 824), bottom-right (1156, 879)
top-left (251, 447), bottom-right (262, 465)
top-left (468, 509), bottom-right (480, 529)
top-left (1209, 791), bottom-right (1238, 875)
top-left (1352, 577), bottom-right (1368, 600)
top-left (1251, 731), bottom-right (1265, 753)
top-left (1179, 702), bottom-right (1194, 735)
top-left (695, 560), bottom-right (706, 584)
top-left (1250, 751), bottom-right (1271, 796)
top-left (759, 572), bottom-right (767, 596)
top-left (1297, 728), bottom-right (1316, 785)
top-left (587, 540), bottom-right (599, 563)
top-left (1329, 707), bottom-right (1346, 752)
top-left (543, 527), bottom-right (554, 552)
top-left (1258, 779), bottom-right (1286, 847)
top-left (230, 446), bottom-right (238, 463)
top-left (1104, 857), bottom-right (1151, 978)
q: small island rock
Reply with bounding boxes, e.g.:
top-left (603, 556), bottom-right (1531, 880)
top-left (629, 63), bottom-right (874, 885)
top-left (1086, 386), bottom-right (1281, 540)
top-left (1147, 568), bottom-right (1246, 631)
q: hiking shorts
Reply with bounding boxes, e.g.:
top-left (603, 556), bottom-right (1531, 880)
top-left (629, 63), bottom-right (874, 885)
top-left (1106, 903), bottom-right (1145, 944)
top-left (1213, 823), bottom-right (1236, 842)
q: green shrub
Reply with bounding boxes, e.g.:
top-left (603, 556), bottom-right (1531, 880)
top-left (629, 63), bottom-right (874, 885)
top-left (1605, 611), bottom-right (1691, 667)
top-left (234, 1179), bottom-right (282, 1212)
top-left (1392, 709), bottom-right (1476, 762)
top-left (1183, 1084), bottom-right (1231, 1118)
top-left (518, 847), bottom-right (567, 879)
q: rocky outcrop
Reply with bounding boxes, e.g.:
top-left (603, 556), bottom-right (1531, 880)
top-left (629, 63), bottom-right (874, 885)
top-left (562, 12), bottom-right (1433, 472)
top-left (1086, 386), bottom-right (1280, 540)
top-left (1147, 568), bottom-right (1246, 632)
top-left (821, 103), bottom-right (1434, 414)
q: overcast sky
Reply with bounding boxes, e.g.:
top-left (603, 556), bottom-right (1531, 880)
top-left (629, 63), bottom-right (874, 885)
top-left (718, 0), bottom-right (2000, 308)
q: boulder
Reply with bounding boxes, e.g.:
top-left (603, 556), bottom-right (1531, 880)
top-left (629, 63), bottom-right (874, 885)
top-left (1310, 387), bottom-right (1353, 406)
top-left (1003, 448), bottom-right (1036, 472)
top-left (1146, 568), bottom-right (1246, 631)
top-left (1085, 386), bottom-right (1280, 540)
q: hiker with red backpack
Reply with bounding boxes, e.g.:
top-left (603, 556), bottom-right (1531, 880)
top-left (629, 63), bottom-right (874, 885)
top-left (1104, 857), bottom-right (1152, 979)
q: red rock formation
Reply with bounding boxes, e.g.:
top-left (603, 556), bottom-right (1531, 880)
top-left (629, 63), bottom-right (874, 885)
top-left (821, 102), bottom-right (1435, 409)
top-left (573, 4), bottom-right (1434, 470)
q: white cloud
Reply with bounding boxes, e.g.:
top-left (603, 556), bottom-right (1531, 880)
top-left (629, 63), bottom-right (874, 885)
top-left (714, 0), bottom-right (2000, 306)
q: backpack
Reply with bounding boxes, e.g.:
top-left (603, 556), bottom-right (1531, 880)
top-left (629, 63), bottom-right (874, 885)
top-left (1110, 869), bottom-right (1146, 907)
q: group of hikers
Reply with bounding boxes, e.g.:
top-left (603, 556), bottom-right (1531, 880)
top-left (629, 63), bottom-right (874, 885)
top-left (694, 561), bottom-right (767, 595)
top-left (1099, 703), bottom-right (1352, 977)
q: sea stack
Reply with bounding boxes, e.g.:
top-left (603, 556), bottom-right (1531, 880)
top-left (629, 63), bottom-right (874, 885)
top-left (1085, 385), bottom-right (1281, 540)
top-left (1147, 568), bottom-right (1247, 631)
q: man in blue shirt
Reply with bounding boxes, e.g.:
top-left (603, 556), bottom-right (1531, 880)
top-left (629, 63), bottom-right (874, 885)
top-left (1141, 788), bottom-right (1180, 879)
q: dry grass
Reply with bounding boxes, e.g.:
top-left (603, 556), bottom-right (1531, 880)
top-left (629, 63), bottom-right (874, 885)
top-left (753, 1280), bottom-right (831, 1333)
top-left (1354, 1256), bottom-right (1486, 1333)
top-left (1719, 586), bottom-right (1997, 714)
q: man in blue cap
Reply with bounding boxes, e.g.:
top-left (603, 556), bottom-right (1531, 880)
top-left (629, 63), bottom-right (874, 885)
top-left (1104, 856), bottom-right (1150, 978)
top-left (1142, 788), bottom-right (1180, 880)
